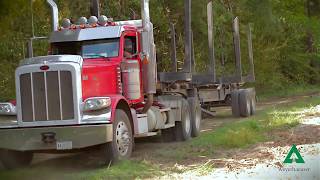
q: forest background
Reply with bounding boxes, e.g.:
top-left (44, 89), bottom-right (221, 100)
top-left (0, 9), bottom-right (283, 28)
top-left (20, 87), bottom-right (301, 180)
top-left (0, 0), bottom-right (319, 101)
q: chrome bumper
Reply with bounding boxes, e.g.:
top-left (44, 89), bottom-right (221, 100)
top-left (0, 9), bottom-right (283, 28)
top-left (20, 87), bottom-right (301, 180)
top-left (0, 124), bottom-right (113, 151)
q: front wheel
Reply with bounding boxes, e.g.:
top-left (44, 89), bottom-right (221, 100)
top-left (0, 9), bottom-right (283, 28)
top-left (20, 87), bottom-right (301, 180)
top-left (102, 109), bottom-right (133, 165)
top-left (0, 149), bottom-right (33, 169)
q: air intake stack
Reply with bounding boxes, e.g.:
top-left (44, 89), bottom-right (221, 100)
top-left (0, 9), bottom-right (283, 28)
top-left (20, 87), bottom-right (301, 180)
top-left (46, 0), bottom-right (59, 32)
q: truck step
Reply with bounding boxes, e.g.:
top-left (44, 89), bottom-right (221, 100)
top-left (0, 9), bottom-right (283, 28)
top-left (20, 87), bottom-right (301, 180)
top-left (163, 123), bottom-right (175, 129)
top-left (134, 132), bottom-right (158, 138)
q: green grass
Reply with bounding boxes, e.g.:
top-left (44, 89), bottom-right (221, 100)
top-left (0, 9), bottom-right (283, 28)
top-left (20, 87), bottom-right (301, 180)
top-left (0, 160), bottom-right (162, 180)
top-left (149, 96), bottom-right (320, 166)
top-left (256, 84), bottom-right (320, 100)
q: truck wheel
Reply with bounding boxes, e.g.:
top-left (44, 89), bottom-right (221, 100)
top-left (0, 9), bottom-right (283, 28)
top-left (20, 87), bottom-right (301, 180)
top-left (175, 99), bottom-right (192, 141)
top-left (188, 97), bottom-right (201, 137)
top-left (231, 90), bottom-right (241, 117)
top-left (239, 90), bottom-right (251, 117)
top-left (102, 109), bottom-right (133, 164)
top-left (0, 149), bottom-right (33, 169)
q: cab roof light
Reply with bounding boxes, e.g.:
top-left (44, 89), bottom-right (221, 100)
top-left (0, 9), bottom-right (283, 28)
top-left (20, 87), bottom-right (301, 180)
top-left (88, 16), bottom-right (98, 26)
top-left (62, 18), bottom-right (71, 29)
top-left (98, 15), bottom-right (108, 26)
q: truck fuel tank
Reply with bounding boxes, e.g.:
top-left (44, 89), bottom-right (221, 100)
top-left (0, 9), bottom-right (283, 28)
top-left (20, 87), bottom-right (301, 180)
top-left (121, 60), bottom-right (142, 100)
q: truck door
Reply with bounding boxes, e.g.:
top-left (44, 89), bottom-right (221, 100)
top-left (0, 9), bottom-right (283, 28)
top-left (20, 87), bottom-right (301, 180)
top-left (121, 34), bottom-right (143, 103)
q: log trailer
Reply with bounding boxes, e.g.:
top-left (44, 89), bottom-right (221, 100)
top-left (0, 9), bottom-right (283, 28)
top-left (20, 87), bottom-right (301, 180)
top-left (0, 0), bottom-right (256, 169)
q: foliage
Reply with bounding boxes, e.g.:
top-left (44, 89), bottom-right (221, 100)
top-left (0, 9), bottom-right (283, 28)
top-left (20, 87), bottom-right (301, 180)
top-left (0, 0), bottom-right (320, 100)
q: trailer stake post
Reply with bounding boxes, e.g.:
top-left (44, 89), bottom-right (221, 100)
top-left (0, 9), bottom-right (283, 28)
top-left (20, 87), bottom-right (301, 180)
top-left (170, 23), bottom-right (178, 72)
top-left (183, 0), bottom-right (192, 73)
top-left (247, 24), bottom-right (255, 82)
top-left (207, 1), bottom-right (216, 82)
top-left (233, 17), bottom-right (242, 82)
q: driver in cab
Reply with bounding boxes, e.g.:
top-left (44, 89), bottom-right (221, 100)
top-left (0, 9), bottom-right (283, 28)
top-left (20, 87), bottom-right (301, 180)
top-left (124, 38), bottom-right (133, 58)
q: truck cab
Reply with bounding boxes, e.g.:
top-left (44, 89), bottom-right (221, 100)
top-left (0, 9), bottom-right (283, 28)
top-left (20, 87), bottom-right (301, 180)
top-left (0, 9), bottom-right (198, 168)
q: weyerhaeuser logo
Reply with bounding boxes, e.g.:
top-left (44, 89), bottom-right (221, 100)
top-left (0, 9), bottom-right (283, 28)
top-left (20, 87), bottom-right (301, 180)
top-left (279, 144), bottom-right (310, 172)
top-left (283, 144), bottom-right (305, 164)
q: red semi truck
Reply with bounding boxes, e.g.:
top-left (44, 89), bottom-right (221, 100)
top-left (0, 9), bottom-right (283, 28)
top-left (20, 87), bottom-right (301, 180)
top-left (0, 0), bottom-right (256, 169)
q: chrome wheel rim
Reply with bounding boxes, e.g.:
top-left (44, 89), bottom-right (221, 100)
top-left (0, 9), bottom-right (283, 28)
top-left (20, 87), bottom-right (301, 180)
top-left (115, 121), bottom-right (130, 156)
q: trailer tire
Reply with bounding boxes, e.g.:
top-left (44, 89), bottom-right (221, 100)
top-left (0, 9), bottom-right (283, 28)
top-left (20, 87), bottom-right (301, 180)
top-left (231, 90), bottom-right (241, 117)
top-left (175, 99), bottom-right (192, 141)
top-left (249, 91), bottom-right (256, 115)
top-left (188, 97), bottom-right (201, 137)
top-left (102, 109), bottom-right (133, 165)
top-left (0, 150), bottom-right (33, 169)
top-left (239, 90), bottom-right (251, 117)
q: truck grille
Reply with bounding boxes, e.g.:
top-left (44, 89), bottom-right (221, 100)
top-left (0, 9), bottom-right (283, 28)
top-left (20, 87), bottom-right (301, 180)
top-left (19, 71), bottom-right (74, 122)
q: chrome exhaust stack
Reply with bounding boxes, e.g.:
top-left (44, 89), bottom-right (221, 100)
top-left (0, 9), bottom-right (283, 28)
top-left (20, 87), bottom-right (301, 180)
top-left (140, 0), bottom-right (156, 113)
top-left (47, 0), bottom-right (59, 32)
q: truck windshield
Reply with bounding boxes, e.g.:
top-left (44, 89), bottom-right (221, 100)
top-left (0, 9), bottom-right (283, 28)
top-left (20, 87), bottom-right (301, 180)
top-left (51, 38), bottom-right (120, 59)
top-left (82, 39), bottom-right (120, 59)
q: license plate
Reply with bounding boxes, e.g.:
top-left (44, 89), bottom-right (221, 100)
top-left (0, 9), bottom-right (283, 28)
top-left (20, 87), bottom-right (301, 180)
top-left (56, 141), bottom-right (73, 150)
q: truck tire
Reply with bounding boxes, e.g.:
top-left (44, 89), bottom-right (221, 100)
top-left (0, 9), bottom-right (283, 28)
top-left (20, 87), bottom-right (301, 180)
top-left (188, 97), bottom-right (201, 137)
top-left (175, 99), bottom-right (192, 141)
top-left (0, 149), bottom-right (33, 169)
top-left (231, 90), bottom-right (241, 117)
top-left (250, 92), bottom-right (256, 115)
top-left (239, 90), bottom-right (251, 117)
top-left (102, 109), bottom-right (133, 164)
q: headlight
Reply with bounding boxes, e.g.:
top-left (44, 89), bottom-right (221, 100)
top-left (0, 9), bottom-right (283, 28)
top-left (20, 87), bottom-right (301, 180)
top-left (0, 103), bottom-right (16, 115)
top-left (83, 97), bottom-right (111, 112)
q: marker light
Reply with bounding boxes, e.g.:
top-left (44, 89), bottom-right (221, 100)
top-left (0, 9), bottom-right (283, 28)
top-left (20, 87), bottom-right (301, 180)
top-left (98, 15), bottom-right (108, 26)
top-left (88, 16), bottom-right (98, 25)
top-left (62, 18), bottom-right (71, 29)
top-left (78, 17), bottom-right (88, 25)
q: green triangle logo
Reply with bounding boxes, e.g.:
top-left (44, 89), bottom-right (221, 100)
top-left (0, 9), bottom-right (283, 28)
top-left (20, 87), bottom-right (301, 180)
top-left (283, 144), bottom-right (305, 164)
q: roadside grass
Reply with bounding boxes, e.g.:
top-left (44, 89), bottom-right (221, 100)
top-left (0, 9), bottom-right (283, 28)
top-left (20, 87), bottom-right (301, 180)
top-left (191, 96), bottom-right (320, 150)
top-left (154, 96), bottom-right (320, 165)
top-left (256, 84), bottom-right (320, 100)
top-left (0, 160), bottom-right (162, 180)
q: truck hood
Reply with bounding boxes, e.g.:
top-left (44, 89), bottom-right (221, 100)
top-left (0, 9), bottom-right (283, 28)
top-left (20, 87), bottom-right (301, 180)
top-left (82, 59), bottom-right (121, 100)
top-left (19, 55), bottom-right (83, 67)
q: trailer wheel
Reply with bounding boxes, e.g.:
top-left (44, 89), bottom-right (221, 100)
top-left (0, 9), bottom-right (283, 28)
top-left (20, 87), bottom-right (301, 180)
top-left (250, 92), bottom-right (256, 115)
top-left (239, 90), bottom-right (251, 117)
top-left (102, 109), bottom-right (133, 164)
top-left (188, 97), bottom-right (201, 137)
top-left (0, 149), bottom-right (33, 169)
top-left (175, 99), bottom-right (192, 141)
top-left (231, 90), bottom-right (241, 117)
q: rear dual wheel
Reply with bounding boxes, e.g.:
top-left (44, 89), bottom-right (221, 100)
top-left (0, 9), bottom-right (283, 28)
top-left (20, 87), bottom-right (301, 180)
top-left (188, 97), bottom-right (201, 137)
top-left (231, 89), bottom-right (256, 117)
top-left (162, 98), bottom-right (193, 142)
top-left (175, 99), bottom-right (192, 141)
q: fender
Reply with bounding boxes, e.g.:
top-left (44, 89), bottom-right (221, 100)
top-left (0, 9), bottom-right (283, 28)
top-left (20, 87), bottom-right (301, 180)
top-left (108, 95), bottom-right (131, 123)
